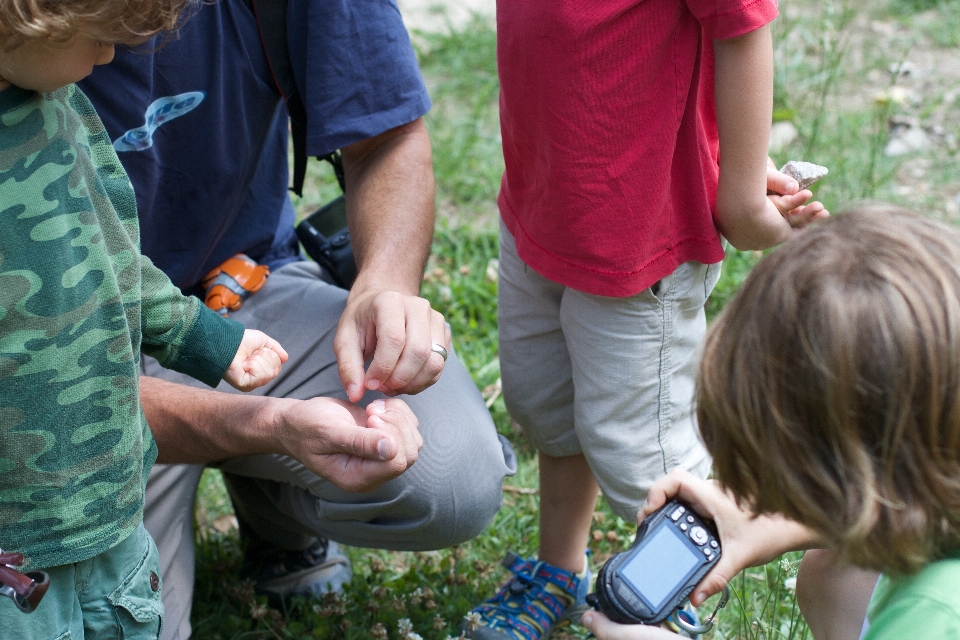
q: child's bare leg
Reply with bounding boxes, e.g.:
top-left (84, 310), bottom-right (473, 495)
top-left (538, 452), bottom-right (600, 573)
top-left (796, 549), bottom-right (879, 640)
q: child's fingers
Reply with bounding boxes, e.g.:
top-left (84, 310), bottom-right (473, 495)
top-left (222, 365), bottom-right (254, 392)
top-left (581, 611), bottom-right (678, 639)
top-left (240, 330), bottom-right (288, 362)
top-left (246, 348), bottom-right (282, 377)
top-left (691, 563), bottom-right (738, 607)
top-left (774, 189), bottom-right (811, 212)
top-left (766, 164), bottom-right (799, 197)
top-left (224, 349), bottom-right (283, 392)
top-left (640, 471), bottom-right (683, 519)
top-left (784, 202), bottom-right (829, 230)
top-left (260, 336), bottom-right (289, 362)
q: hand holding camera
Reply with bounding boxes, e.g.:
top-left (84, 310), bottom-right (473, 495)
top-left (588, 500), bottom-right (727, 635)
top-left (583, 469), bottom-right (821, 639)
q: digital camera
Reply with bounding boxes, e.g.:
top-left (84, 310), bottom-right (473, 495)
top-left (590, 500), bottom-right (721, 627)
top-left (296, 195), bottom-right (357, 289)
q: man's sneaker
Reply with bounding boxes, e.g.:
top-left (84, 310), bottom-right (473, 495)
top-left (240, 537), bottom-right (352, 605)
top-left (462, 552), bottom-right (590, 640)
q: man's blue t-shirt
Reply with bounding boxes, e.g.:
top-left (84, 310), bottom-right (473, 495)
top-left (78, 0), bottom-right (431, 292)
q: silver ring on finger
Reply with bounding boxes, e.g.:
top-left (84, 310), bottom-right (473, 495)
top-left (431, 343), bottom-right (448, 361)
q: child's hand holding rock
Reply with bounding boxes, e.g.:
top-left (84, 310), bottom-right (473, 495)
top-left (224, 329), bottom-right (289, 391)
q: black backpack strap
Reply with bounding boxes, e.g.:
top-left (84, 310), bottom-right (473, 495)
top-left (319, 151), bottom-right (345, 192)
top-left (250, 0), bottom-right (344, 196)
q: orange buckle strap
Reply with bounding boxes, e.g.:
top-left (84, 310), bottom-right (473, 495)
top-left (201, 254), bottom-right (270, 316)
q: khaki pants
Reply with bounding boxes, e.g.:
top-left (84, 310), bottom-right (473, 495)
top-left (142, 261), bottom-right (517, 640)
top-left (497, 221), bottom-right (716, 521)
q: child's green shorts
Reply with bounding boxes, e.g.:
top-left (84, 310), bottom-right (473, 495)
top-left (0, 523), bottom-right (163, 639)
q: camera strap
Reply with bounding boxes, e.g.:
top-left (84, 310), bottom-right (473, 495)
top-left (670, 585), bottom-right (730, 636)
top-left (248, 0), bottom-right (345, 197)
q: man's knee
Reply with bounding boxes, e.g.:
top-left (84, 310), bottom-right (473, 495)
top-left (388, 369), bottom-right (517, 548)
top-left (406, 459), bottom-right (507, 547)
top-left (381, 433), bottom-right (511, 548)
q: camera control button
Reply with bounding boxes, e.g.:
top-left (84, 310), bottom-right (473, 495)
top-left (686, 515), bottom-right (695, 524)
top-left (710, 540), bottom-right (719, 549)
top-left (670, 506), bottom-right (686, 521)
top-left (690, 526), bottom-right (709, 545)
top-left (703, 547), bottom-right (713, 556)
top-left (680, 523), bottom-right (688, 531)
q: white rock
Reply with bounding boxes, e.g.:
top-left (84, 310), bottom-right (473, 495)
top-left (885, 126), bottom-right (931, 156)
top-left (780, 161), bottom-right (829, 190)
top-left (889, 60), bottom-right (917, 78)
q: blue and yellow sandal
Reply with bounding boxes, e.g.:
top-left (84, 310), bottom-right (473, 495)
top-left (462, 552), bottom-right (590, 640)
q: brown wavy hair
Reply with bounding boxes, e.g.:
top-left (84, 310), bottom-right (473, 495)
top-left (697, 206), bottom-right (960, 575)
top-left (0, 0), bottom-right (196, 47)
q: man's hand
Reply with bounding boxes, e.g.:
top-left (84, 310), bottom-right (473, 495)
top-left (641, 469), bottom-right (821, 607)
top-left (335, 290), bottom-right (451, 401)
top-left (334, 118), bottom-right (447, 402)
top-left (143, 376), bottom-right (420, 494)
top-left (223, 329), bottom-right (289, 391)
top-left (273, 396), bottom-right (423, 493)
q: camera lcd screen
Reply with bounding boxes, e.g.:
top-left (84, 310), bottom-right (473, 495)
top-left (616, 521), bottom-right (703, 611)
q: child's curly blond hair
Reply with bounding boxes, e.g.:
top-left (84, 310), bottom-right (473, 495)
top-left (0, 0), bottom-right (196, 47)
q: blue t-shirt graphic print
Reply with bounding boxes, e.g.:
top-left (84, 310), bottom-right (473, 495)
top-left (113, 92), bottom-right (206, 152)
top-left (78, 0), bottom-right (430, 292)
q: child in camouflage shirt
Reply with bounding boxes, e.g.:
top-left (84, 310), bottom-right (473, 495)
top-left (0, 1), bottom-right (288, 636)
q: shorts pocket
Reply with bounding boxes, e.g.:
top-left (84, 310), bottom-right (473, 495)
top-left (672, 261), bottom-right (720, 311)
top-left (106, 530), bottom-right (163, 640)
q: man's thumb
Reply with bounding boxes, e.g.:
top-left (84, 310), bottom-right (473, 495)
top-left (344, 420), bottom-right (397, 461)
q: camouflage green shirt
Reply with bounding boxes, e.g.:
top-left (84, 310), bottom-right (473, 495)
top-left (0, 84), bottom-right (244, 569)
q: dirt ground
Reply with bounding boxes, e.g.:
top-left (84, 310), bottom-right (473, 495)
top-left (862, 12), bottom-right (960, 219)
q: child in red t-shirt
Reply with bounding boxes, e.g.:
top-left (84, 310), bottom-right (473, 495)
top-left (464, 1), bottom-right (827, 638)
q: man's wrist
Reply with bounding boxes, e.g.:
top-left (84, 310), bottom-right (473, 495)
top-left (256, 395), bottom-right (298, 459)
top-left (346, 277), bottom-right (423, 306)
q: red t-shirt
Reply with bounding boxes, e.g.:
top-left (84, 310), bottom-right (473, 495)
top-left (497, 0), bottom-right (779, 297)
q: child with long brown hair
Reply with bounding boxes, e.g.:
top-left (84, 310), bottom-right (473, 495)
top-left (584, 206), bottom-right (960, 640)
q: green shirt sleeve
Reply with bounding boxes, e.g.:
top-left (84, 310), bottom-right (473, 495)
top-left (866, 558), bottom-right (960, 640)
top-left (139, 254), bottom-right (244, 387)
top-left (69, 83), bottom-right (245, 388)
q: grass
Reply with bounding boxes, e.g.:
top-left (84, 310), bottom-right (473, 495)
top-left (191, 1), bottom-right (959, 637)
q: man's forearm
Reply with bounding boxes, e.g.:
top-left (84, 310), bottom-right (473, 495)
top-left (141, 375), bottom-right (287, 464)
top-left (141, 375), bottom-right (422, 493)
top-left (341, 118), bottom-right (435, 299)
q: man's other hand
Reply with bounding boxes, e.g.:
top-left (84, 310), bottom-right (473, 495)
top-left (335, 289), bottom-right (451, 402)
top-left (275, 396), bottom-right (423, 493)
